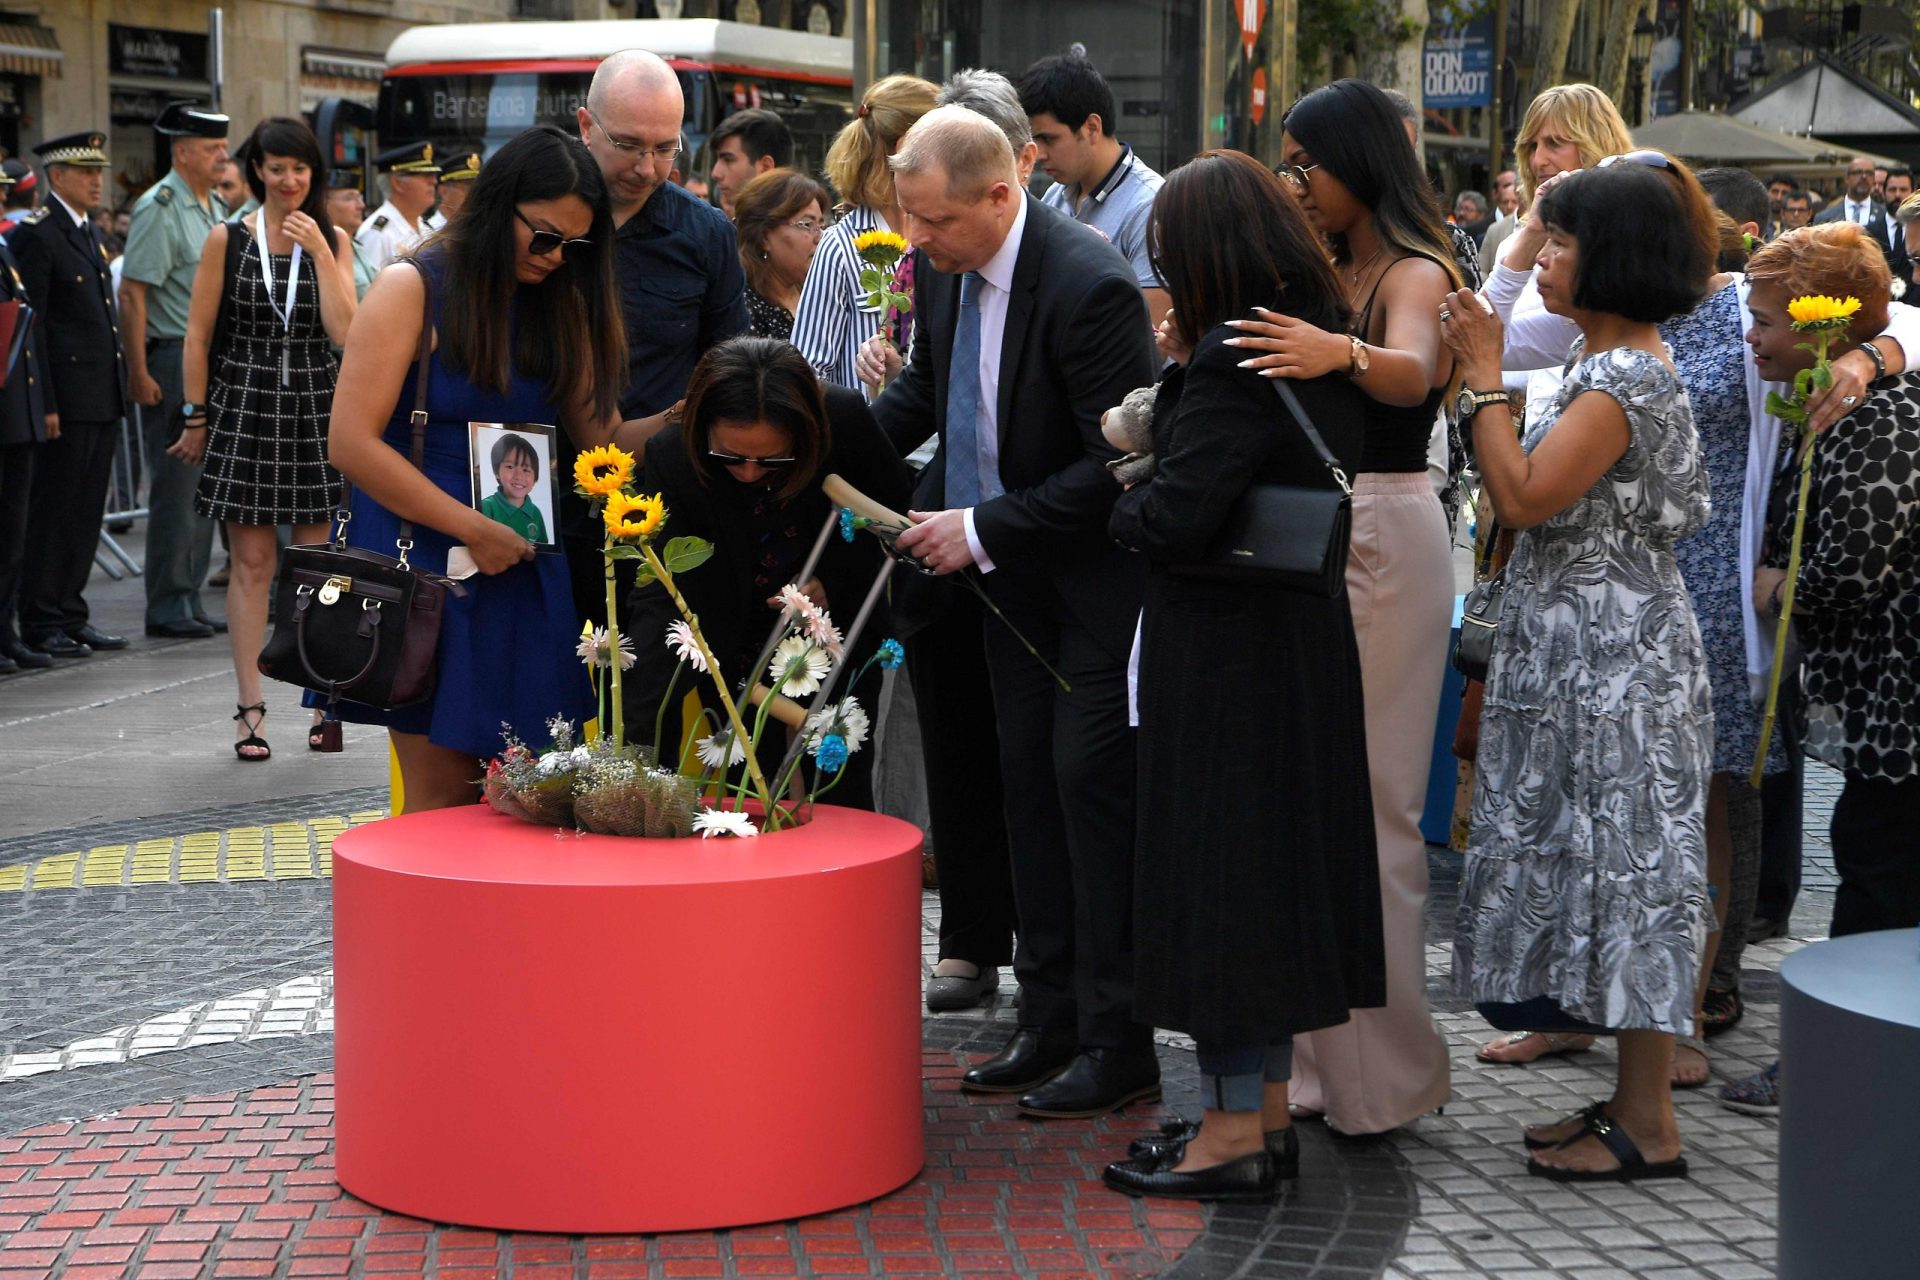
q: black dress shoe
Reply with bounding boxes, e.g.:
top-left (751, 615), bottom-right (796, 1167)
top-left (1103, 1144), bottom-right (1283, 1202)
top-left (1129, 1119), bottom-right (1301, 1169)
top-left (69, 625), bottom-right (128, 651)
top-left (28, 633), bottom-right (90, 658)
top-left (960, 1027), bottom-right (1078, 1094)
top-left (927, 965), bottom-right (999, 1012)
top-left (196, 614), bottom-right (228, 634)
top-left (145, 619), bottom-right (215, 639)
top-left (0, 653), bottom-right (16, 674)
top-left (1017, 1046), bottom-right (1161, 1118)
top-left (1, 638), bottom-right (52, 669)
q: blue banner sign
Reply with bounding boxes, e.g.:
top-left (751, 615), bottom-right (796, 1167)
top-left (1423, 14), bottom-right (1495, 109)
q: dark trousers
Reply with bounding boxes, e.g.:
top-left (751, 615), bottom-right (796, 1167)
top-left (1758, 676), bottom-right (1807, 922)
top-left (983, 569), bottom-right (1146, 1049)
top-left (19, 419), bottom-right (117, 639)
top-left (141, 341), bottom-right (215, 626)
top-left (1829, 773), bottom-right (1920, 938)
top-left (907, 592), bottom-right (1015, 967)
top-left (0, 441), bottom-right (33, 638)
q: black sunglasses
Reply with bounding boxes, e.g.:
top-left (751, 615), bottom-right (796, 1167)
top-left (516, 209), bottom-right (593, 261)
top-left (707, 448), bottom-right (797, 468)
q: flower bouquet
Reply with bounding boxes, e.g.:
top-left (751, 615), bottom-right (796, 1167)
top-left (853, 229), bottom-right (912, 396)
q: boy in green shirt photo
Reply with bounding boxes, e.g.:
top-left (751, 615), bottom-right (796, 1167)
top-left (477, 431), bottom-right (549, 544)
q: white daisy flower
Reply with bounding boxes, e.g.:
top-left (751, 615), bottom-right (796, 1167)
top-left (664, 620), bottom-right (709, 672)
top-left (695, 728), bottom-right (748, 769)
top-left (778, 583), bottom-right (821, 622)
top-left (805, 697), bottom-right (870, 755)
top-left (576, 625), bottom-right (607, 666)
top-left (692, 808), bottom-right (759, 839)
top-left (770, 634), bottom-right (831, 697)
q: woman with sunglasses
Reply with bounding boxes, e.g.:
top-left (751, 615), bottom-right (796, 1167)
top-left (619, 337), bottom-right (911, 809)
top-left (732, 168), bottom-right (831, 341)
top-left (1215, 78), bottom-right (1462, 1138)
top-left (325, 124), bottom-right (630, 811)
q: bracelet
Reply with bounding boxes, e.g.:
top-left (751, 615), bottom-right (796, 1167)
top-left (1859, 340), bottom-right (1887, 381)
top-left (1769, 578), bottom-right (1787, 617)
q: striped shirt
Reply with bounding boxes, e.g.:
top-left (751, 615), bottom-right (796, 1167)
top-left (791, 205), bottom-right (895, 396)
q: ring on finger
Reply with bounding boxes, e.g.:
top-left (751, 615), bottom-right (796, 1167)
top-left (1842, 394), bottom-right (1858, 406)
top-left (1440, 308), bottom-right (1453, 321)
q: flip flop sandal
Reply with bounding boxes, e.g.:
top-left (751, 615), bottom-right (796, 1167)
top-left (1702, 987), bottom-right (1744, 1038)
top-left (1671, 1033), bottom-right (1712, 1090)
top-left (1527, 1108), bottom-right (1688, 1183)
top-left (1522, 1099), bottom-right (1608, 1150)
top-left (1476, 1031), bottom-right (1593, 1065)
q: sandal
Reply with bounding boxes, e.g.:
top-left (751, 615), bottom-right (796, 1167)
top-left (1671, 1034), bottom-right (1711, 1090)
top-left (1522, 1099), bottom-right (1608, 1150)
top-left (309, 715), bottom-right (331, 752)
top-left (1528, 1108), bottom-right (1688, 1183)
top-left (1475, 1031), bottom-right (1594, 1065)
top-left (233, 702), bottom-right (270, 762)
top-left (1702, 986), bottom-right (1743, 1038)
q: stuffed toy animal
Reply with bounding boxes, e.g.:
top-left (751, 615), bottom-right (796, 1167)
top-left (1100, 383), bottom-right (1160, 487)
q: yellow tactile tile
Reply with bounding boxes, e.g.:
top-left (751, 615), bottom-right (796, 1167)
top-left (0, 810), bottom-right (387, 893)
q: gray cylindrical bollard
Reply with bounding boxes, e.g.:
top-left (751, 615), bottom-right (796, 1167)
top-left (1778, 930), bottom-right (1920, 1279)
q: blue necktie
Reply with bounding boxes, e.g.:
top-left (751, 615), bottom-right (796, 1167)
top-left (945, 271), bottom-right (984, 508)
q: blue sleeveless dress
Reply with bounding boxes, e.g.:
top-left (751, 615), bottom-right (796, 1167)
top-left (317, 252), bottom-right (594, 756)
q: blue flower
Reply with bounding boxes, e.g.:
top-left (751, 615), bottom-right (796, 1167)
top-left (815, 733), bottom-right (849, 774)
top-left (877, 639), bottom-right (905, 670)
top-left (839, 507), bottom-right (857, 543)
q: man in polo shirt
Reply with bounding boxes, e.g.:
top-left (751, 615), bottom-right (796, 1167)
top-left (119, 100), bottom-right (230, 640)
top-left (1016, 52), bottom-right (1168, 328)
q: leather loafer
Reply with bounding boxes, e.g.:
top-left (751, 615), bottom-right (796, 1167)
top-left (1129, 1119), bottom-right (1301, 1171)
top-left (1103, 1145), bottom-right (1282, 1202)
top-left (927, 966), bottom-right (999, 1012)
top-left (1017, 1046), bottom-right (1161, 1118)
top-left (0, 653), bottom-right (16, 674)
top-left (961, 1027), bottom-right (1078, 1094)
top-left (196, 615), bottom-right (229, 634)
top-left (1, 638), bottom-right (52, 669)
top-left (28, 633), bottom-right (90, 658)
top-left (69, 625), bottom-right (128, 651)
top-left (145, 619), bottom-right (215, 639)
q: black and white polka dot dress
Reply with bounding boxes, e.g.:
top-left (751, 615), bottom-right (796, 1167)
top-left (195, 221), bottom-right (341, 526)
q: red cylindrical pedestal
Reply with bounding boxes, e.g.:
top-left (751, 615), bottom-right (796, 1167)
top-left (331, 804), bottom-right (925, 1233)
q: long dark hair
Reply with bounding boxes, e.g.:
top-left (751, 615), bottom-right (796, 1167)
top-left (682, 337), bottom-right (831, 502)
top-left (1150, 150), bottom-right (1348, 346)
top-left (1282, 79), bottom-right (1463, 288)
top-left (241, 117), bottom-right (336, 256)
top-left (435, 125), bottom-right (626, 423)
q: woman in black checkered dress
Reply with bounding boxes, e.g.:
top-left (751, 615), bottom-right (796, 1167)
top-left (178, 117), bottom-right (357, 761)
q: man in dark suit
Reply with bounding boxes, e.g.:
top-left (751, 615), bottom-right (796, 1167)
top-left (869, 106), bottom-right (1159, 1118)
top-left (1813, 156), bottom-right (1889, 240)
top-left (13, 131), bottom-right (128, 659)
top-left (0, 163), bottom-right (54, 673)
top-left (1882, 168), bottom-right (1913, 290)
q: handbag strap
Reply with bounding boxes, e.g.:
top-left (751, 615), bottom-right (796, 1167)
top-left (332, 260), bottom-right (434, 566)
top-left (1268, 379), bottom-right (1352, 497)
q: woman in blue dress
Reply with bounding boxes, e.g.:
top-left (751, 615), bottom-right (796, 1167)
top-left (326, 125), bottom-right (633, 810)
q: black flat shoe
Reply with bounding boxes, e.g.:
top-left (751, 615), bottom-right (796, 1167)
top-left (69, 625), bottom-right (127, 650)
top-left (1523, 1099), bottom-right (1608, 1150)
top-left (1, 639), bottom-right (52, 669)
top-left (29, 633), bottom-right (90, 658)
top-left (146, 619), bottom-right (214, 639)
top-left (1129, 1119), bottom-right (1299, 1166)
top-left (1103, 1146), bottom-right (1281, 1202)
top-left (926, 966), bottom-right (999, 1012)
top-left (196, 614), bottom-right (228, 634)
top-left (960, 1027), bottom-right (1077, 1094)
top-left (1527, 1109), bottom-right (1688, 1183)
top-left (1017, 1046), bottom-right (1160, 1118)
top-left (0, 653), bottom-right (17, 674)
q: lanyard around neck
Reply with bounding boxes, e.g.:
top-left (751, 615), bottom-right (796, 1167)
top-left (253, 207), bottom-right (303, 334)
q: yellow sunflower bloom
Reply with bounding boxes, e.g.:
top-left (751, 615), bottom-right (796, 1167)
top-left (574, 444), bottom-right (636, 497)
top-left (1787, 294), bottom-right (1862, 329)
top-left (852, 229), bottom-right (910, 267)
top-left (604, 491), bottom-right (666, 541)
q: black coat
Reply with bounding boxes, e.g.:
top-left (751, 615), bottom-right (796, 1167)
top-left (0, 239), bottom-right (50, 445)
top-left (10, 201), bottom-right (125, 424)
top-left (871, 196), bottom-right (1157, 647)
top-left (1109, 327), bottom-right (1386, 1043)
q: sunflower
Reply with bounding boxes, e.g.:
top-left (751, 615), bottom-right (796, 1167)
top-left (574, 444), bottom-right (636, 497)
top-left (604, 491), bottom-right (666, 541)
top-left (1787, 295), bottom-right (1862, 330)
top-left (852, 229), bottom-right (910, 267)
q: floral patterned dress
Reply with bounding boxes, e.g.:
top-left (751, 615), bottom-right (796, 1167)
top-left (1454, 346), bottom-right (1715, 1034)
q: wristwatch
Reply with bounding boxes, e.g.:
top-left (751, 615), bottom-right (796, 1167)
top-left (1455, 387), bottom-right (1509, 422)
top-left (1348, 336), bottom-right (1371, 377)
top-left (179, 401), bottom-right (207, 422)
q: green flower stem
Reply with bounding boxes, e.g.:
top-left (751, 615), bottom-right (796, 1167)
top-left (638, 541), bottom-right (781, 825)
top-left (652, 658), bottom-right (685, 765)
top-left (603, 548), bottom-right (625, 749)
top-left (1751, 428), bottom-right (1818, 789)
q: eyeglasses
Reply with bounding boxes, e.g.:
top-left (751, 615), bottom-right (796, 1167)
top-left (515, 209), bottom-right (594, 261)
top-left (1277, 161), bottom-right (1320, 189)
top-left (708, 448), bottom-right (797, 468)
top-left (784, 217), bottom-right (826, 236)
top-left (586, 110), bottom-right (682, 163)
top-left (1597, 150), bottom-right (1674, 172)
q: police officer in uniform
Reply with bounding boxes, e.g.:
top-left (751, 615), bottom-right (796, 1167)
top-left (430, 146), bottom-right (482, 227)
top-left (357, 141), bottom-right (440, 270)
top-left (0, 163), bottom-right (55, 673)
top-left (120, 99), bottom-right (231, 639)
top-left (13, 132), bottom-right (128, 658)
top-left (324, 164), bottom-right (379, 302)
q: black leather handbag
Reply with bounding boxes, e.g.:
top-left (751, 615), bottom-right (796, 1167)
top-left (258, 262), bottom-right (460, 726)
top-left (1172, 379), bottom-right (1353, 597)
top-left (1452, 524), bottom-right (1511, 683)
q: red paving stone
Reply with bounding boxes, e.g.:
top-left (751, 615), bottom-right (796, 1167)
top-left (0, 1052), bottom-right (1203, 1278)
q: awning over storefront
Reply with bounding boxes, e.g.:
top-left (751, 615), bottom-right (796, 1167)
top-left (0, 24), bottom-right (61, 78)
top-left (302, 48), bottom-right (385, 83)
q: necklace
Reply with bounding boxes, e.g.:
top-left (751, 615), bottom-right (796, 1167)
top-left (1347, 247), bottom-right (1384, 289)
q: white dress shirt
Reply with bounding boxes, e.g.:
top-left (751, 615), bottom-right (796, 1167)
top-left (1845, 197), bottom-right (1875, 227)
top-left (957, 193), bottom-right (1029, 572)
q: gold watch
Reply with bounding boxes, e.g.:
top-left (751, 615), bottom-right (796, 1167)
top-left (1455, 387), bottom-right (1509, 422)
top-left (1348, 336), bottom-right (1370, 377)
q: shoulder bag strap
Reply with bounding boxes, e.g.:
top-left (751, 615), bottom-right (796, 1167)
top-left (1269, 379), bottom-right (1353, 497)
top-left (330, 259), bottom-right (435, 562)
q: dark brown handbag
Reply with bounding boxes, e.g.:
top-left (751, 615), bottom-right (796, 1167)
top-left (257, 261), bottom-right (460, 737)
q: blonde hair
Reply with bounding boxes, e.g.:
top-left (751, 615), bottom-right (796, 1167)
top-left (824, 74), bottom-right (938, 212)
top-left (1745, 223), bottom-right (1892, 341)
top-left (1515, 84), bottom-right (1633, 203)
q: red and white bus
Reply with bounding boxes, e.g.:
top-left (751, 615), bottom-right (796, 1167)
top-left (375, 18), bottom-right (854, 180)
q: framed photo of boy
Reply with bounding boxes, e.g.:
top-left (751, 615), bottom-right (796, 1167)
top-left (468, 422), bottom-right (561, 551)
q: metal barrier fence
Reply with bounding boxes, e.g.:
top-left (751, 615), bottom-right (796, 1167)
top-left (95, 406), bottom-right (145, 581)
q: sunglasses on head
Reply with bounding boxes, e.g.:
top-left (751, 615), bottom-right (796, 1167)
top-left (515, 209), bottom-right (593, 261)
top-left (1597, 150), bottom-right (1675, 172)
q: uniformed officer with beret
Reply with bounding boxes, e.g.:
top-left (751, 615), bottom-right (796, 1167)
top-left (428, 145), bottom-right (481, 228)
top-left (0, 162), bottom-right (56, 672)
top-left (120, 99), bottom-right (231, 639)
top-left (12, 131), bottom-right (128, 659)
top-left (357, 141), bottom-right (440, 271)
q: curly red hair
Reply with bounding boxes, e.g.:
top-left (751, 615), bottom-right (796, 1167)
top-left (1744, 223), bottom-right (1891, 341)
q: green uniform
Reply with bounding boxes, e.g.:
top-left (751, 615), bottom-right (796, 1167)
top-left (349, 238), bottom-right (378, 301)
top-left (480, 491), bottom-right (548, 543)
top-left (120, 169), bottom-right (228, 339)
